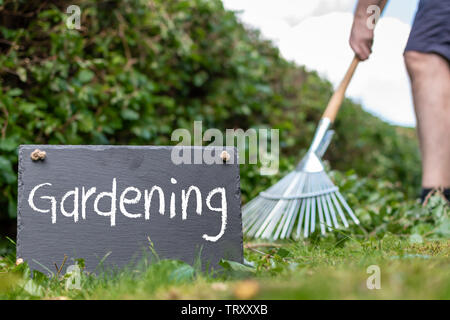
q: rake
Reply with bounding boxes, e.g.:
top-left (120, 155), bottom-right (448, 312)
top-left (243, 56), bottom-right (362, 240)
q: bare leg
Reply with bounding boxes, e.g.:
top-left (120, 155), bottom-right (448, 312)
top-left (404, 51), bottom-right (450, 188)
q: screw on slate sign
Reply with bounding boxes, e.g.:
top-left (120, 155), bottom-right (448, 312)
top-left (31, 149), bottom-right (46, 161)
top-left (220, 150), bottom-right (230, 162)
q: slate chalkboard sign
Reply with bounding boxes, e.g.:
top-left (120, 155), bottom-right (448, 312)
top-left (17, 145), bottom-right (243, 273)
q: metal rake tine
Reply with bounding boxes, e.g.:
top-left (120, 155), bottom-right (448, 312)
top-left (243, 195), bottom-right (264, 213)
top-left (320, 195), bottom-right (333, 231)
top-left (260, 197), bottom-right (290, 239)
top-left (303, 175), bottom-right (311, 238)
top-left (248, 201), bottom-right (279, 237)
top-left (265, 171), bottom-right (295, 193)
top-left (295, 199), bottom-right (307, 239)
top-left (243, 197), bottom-right (267, 225)
top-left (272, 200), bottom-right (292, 240)
top-left (274, 199), bottom-right (295, 240)
top-left (250, 199), bottom-right (278, 228)
top-left (284, 199), bottom-right (301, 239)
top-left (246, 200), bottom-right (276, 236)
top-left (282, 195), bottom-right (303, 239)
top-left (316, 193), bottom-right (326, 235)
top-left (267, 196), bottom-right (298, 240)
top-left (336, 192), bottom-right (360, 224)
top-left (325, 193), bottom-right (340, 229)
top-left (280, 173), bottom-right (307, 239)
top-left (309, 177), bottom-right (317, 235)
top-left (318, 173), bottom-right (335, 231)
top-left (302, 174), bottom-right (312, 238)
top-left (256, 173), bottom-right (302, 238)
top-left (303, 198), bottom-right (311, 238)
top-left (260, 200), bottom-right (289, 239)
top-left (244, 199), bottom-right (272, 233)
top-left (242, 198), bottom-right (265, 226)
top-left (260, 171), bottom-right (306, 239)
top-left (330, 192), bottom-right (349, 228)
top-left (276, 191), bottom-right (305, 240)
top-left (274, 172), bottom-right (306, 239)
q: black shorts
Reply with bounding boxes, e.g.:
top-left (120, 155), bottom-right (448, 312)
top-left (404, 0), bottom-right (450, 61)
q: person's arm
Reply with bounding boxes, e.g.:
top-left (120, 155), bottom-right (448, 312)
top-left (349, 0), bottom-right (387, 60)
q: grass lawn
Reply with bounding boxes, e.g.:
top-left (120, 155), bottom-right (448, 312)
top-left (0, 236), bottom-right (448, 300)
top-left (1, 173), bottom-right (449, 300)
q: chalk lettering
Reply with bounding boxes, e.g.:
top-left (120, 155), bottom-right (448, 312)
top-left (27, 178), bottom-right (229, 242)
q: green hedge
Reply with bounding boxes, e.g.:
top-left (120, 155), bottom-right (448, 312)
top-left (0, 0), bottom-right (420, 223)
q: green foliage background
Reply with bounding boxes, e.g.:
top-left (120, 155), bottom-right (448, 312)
top-left (0, 0), bottom-right (420, 227)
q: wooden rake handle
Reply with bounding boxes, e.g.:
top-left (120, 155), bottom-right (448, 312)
top-left (322, 55), bottom-right (359, 122)
top-left (322, 0), bottom-right (387, 122)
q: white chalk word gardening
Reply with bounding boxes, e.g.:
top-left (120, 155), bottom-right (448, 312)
top-left (27, 178), bottom-right (227, 242)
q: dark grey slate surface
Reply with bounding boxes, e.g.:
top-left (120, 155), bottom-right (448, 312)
top-left (17, 145), bottom-right (243, 274)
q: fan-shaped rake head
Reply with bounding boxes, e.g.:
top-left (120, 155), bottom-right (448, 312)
top-left (242, 168), bottom-right (359, 240)
top-left (243, 118), bottom-right (358, 240)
